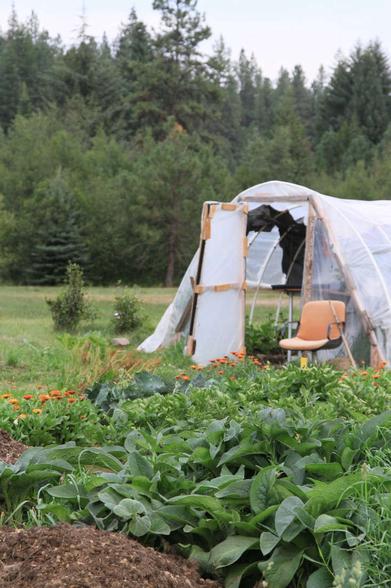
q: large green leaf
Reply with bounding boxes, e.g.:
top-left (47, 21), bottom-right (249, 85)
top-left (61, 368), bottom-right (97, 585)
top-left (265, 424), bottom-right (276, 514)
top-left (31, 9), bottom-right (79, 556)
top-left (259, 545), bottom-right (303, 588)
top-left (305, 462), bottom-right (343, 480)
top-left (275, 496), bottom-right (305, 537)
top-left (208, 536), bottom-right (258, 569)
top-left (128, 514), bottom-right (152, 536)
top-left (113, 498), bottom-right (146, 519)
top-left (314, 514), bottom-right (349, 534)
top-left (126, 451), bottom-right (154, 479)
top-left (306, 567), bottom-right (333, 588)
top-left (224, 562), bottom-right (259, 588)
top-left (249, 466), bottom-right (278, 513)
top-left (168, 494), bottom-right (222, 513)
top-left (259, 531), bottom-right (280, 555)
top-left (46, 482), bottom-right (87, 500)
top-left (215, 479), bottom-right (251, 500)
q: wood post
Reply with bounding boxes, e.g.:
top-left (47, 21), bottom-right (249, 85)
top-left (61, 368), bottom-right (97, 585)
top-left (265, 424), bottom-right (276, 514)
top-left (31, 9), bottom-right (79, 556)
top-left (302, 202), bottom-right (316, 304)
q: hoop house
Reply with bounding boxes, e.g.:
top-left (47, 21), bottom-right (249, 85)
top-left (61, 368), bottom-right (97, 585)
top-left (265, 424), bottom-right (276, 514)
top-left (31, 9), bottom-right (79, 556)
top-left (139, 181), bottom-right (391, 367)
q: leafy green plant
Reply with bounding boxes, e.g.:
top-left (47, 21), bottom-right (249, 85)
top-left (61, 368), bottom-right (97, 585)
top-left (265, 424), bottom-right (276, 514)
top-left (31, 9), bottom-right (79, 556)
top-left (1, 410), bottom-right (391, 587)
top-left (0, 394), bottom-right (110, 446)
top-left (245, 317), bottom-right (281, 355)
top-left (47, 263), bottom-right (96, 331)
top-left (86, 371), bottom-right (172, 414)
top-left (112, 289), bottom-right (142, 334)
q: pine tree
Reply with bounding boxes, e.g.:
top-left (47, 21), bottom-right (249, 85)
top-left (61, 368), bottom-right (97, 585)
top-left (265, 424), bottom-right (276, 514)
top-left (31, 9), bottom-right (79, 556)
top-left (27, 171), bottom-right (88, 285)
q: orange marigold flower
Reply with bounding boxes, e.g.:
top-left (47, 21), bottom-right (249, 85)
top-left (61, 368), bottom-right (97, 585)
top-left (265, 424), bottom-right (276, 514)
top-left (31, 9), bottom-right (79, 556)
top-left (66, 390), bottom-right (76, 395)
top-left (8, 398), bottom-right (19, 405)
top-left (67, 398), bottom-right (77, 404)
top-left (32, 408), bottom-right (42, 414)
top-left (17, 413), bottom-right (27, 420)
top-left (217, 370), bottom-right (224, 375)
top-left (50, 390), bottom-right (62, 397)
top-left (181, 375), bottom-right (190, 381)
top-left (23, 394), bottom-right (33, 400)
top-left (1, 393), bottom-right (11, 399)
top-left (39, 394), bottom-right (51, 403)
top-left (360, 371), bottom-right (368, 376)
top-left (372, 374), bottom-right (380, 379)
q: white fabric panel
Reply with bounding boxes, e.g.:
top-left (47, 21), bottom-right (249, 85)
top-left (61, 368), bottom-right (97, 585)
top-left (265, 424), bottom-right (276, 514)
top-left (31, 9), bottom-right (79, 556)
top-left (192, 204), bottom-right (246, 365)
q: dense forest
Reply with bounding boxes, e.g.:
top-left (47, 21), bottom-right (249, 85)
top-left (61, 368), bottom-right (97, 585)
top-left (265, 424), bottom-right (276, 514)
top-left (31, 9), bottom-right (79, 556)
top-left (0, 0), bottom-right (391, 285)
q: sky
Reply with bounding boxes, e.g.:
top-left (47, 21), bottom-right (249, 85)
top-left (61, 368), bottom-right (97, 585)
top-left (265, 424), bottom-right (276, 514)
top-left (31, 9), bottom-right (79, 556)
top-left (0, 0), bottom-right (390, 82)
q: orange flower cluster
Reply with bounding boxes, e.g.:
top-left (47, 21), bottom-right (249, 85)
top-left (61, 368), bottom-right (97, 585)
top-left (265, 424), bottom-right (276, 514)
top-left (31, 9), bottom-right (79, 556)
top-left (175, 374), bottom-right (190, 381)
top-left (0, 388), bottom-right (83, 416)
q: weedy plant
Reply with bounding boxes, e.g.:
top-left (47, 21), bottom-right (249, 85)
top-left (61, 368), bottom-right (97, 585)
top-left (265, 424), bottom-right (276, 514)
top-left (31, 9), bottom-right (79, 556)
top-left (47, 263), bottom-right (96, 331)
top-left (245, 317), bottom-right (281, 355)
top-left (112, 289), bottom-right (142, 334)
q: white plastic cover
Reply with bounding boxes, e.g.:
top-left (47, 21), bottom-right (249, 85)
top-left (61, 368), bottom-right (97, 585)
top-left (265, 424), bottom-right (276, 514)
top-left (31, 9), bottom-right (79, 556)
top-left (190, 203), bottom-right (247, 365)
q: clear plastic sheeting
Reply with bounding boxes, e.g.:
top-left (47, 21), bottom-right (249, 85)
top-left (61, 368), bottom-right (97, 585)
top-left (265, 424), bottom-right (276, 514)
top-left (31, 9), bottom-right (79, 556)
top-left (310, 219), bottom-right (370, 365)
top-left (316, 195), bottom-right (391, 364)
top-left (137, 252), bottom-right (198, 352)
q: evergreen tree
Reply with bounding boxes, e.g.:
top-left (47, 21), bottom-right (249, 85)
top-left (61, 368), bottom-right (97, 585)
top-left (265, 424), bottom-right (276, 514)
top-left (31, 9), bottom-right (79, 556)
top-left (27, 171), bottom-right (88, 285)
top-left (128, 123), bottom-right (232, 285)
top-left (236, 49), bottom-right (258, 127)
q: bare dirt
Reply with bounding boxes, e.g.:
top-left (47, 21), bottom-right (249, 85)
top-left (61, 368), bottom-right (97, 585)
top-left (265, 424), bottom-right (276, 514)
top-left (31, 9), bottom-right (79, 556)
top-left (0, 430), bottom-right (28, 463)
top-left (0, 524), bottom-right (222, 588)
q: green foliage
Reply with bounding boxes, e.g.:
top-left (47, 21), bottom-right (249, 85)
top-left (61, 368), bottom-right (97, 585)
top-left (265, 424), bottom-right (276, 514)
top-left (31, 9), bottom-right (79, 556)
top-left (245, 317), bottom-right (280, 355)
top-left (47, 263), bottom-right (95, 331)
top-left (112, 290), bottom-right (142, 334)
top-left (0, 394), bottom-right (109, 447)
top-left (86, 371), bottom-right (172, 413)
top-left (27, 171), bottom-right (88, 285)
top-left (1, 409), bottom-right (390, 586)
top-left (0, 10), bottom-right (389, 284)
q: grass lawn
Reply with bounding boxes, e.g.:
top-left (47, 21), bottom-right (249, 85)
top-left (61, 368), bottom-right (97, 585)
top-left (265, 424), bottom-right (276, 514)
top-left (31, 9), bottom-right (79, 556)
top-left (0, 285), bottom-right (290, 393)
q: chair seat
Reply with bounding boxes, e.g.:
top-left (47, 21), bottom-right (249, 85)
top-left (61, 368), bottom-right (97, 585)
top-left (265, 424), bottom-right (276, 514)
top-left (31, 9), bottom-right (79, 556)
top-left (279, 336), bottom-right (329, 351)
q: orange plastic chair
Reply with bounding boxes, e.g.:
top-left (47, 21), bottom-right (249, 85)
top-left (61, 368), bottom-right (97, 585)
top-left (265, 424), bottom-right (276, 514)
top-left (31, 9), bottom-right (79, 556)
top-left (279, 300), bottom-right (346, 352)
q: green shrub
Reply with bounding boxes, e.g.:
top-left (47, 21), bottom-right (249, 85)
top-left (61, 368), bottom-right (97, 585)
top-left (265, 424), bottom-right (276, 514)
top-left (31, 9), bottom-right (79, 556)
top-left (245, 317), bottom-right (281, 354)
top-left (112, 289), bottom-right (142, 334)
top-left (47, 263), bottom-right (96, 332)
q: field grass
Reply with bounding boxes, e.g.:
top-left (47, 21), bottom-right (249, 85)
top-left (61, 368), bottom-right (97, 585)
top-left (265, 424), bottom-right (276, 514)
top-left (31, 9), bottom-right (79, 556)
top-left (0, 285), bottom-right (286, 393)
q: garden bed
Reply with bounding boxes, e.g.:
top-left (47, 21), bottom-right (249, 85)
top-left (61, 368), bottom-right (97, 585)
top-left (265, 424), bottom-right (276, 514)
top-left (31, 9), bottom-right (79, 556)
top-left (0, 430), bottom-right (27, 463)
top-left (0, 524), bottom-right (221, 588)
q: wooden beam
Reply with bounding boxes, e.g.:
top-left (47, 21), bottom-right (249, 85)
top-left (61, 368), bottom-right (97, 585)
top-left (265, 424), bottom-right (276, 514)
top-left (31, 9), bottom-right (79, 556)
top-left (302, 202), bottom-right (316, 304)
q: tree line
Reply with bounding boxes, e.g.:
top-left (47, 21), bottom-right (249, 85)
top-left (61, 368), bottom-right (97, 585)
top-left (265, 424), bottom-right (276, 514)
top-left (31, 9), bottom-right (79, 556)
top-left (0, 0), bottom-right (390, 286)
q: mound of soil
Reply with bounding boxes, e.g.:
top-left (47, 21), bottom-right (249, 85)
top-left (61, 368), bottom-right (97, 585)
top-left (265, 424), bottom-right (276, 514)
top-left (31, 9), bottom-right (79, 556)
top-left (0, 524), bottom-right (222, 588)
top-left (0, 429), bottom-right (28, 463)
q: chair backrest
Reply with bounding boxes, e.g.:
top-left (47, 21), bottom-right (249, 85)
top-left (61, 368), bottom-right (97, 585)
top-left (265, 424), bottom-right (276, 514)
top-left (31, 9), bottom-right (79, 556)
top-left (298, 300), bottom-right (346, 341)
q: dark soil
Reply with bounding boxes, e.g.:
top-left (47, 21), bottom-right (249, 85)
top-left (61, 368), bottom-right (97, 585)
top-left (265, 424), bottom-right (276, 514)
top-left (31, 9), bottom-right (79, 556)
top-left (0, 429), bottom-right (28, 463)
top-left (0, 524), bottom-right (222, 588)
